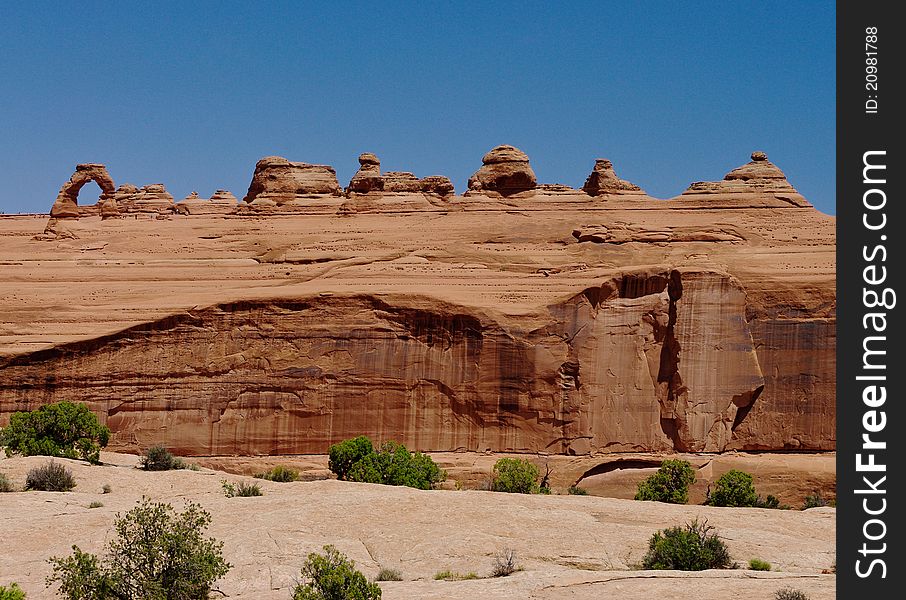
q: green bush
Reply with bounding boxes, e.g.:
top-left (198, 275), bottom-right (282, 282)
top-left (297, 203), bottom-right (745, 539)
top-left (641, 519), bottom-right (733, 571)
top-left (755, 494), bottom-right (780, 508)
top-left (48, 497), bottom-right (230, 599)
top-left (634, 459), bottom-right (696, 504)
top-left (0, 401), bottom-right (110, 464)
top-left (567, 485), bottom-right (588, 495)
top-left (775, 588), bottom-right (810, 600)
top-left (375, 567), bottom-right (403, 581)
top-left (0, 473), bottom-right (14, 493)
top-left (706, 470), bottom-right (758, 507)
top-left (491, 458), bottom-right (539, 494)
top-left (328, 435), bottom-right (374, 481)
top-left (222, 480), bottom-right (263, 497)
top-left (292, 545), bottom-right (381, 600)
top-left (802, 492), bottom-right (828, 509)
top-left (88, 501), bottom-right (103, 509)
top-left (0, 583), bottom-right (26, 600)
top-left (254, 465), bottom-right (300, 482)
top-left (140, 445), bottom-right (186, 471)
top-left (329, 437), bottom-right (445, 490)
top-left (433, 570), bottom-right (479, 581)
top-left (749, 558), bottom-right (771, 571)
top-left (25, 461), bottom-right (75, 492)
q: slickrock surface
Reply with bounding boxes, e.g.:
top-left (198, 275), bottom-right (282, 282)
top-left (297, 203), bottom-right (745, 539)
top-left (241, 156), bottom-right (342, 210)
top-left (467, 145), bottom-right (537, 196)
top-left (0, 453), bottom-right (836, 600)
top-left (50, 163), bottom-right (116, 218)
top-left (582, 158), bottom-right (646, 197)
top-left (175, 189), bottom-right (239, 214)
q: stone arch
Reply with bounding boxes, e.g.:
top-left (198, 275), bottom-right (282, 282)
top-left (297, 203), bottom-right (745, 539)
top-left (50, 163), bottom-right (116, 218)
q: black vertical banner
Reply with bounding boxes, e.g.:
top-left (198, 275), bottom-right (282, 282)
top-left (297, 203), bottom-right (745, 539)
top-left (838, 3), bottom-right (904, 598)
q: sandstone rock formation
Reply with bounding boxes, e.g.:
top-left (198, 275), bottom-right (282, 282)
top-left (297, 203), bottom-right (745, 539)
top-left (115, 183), bottom-right (176, 213)
top-left (50, 163), bottom-right (116, 218)
top-left (346, 153), bottom-right (455, 198)
top-left (677, 151), bottom-right (811, 207)
top-left (175, 190), bottom-right (238, 215)
top-left (242, 156), bottom-right (342, 209)
top-left (467, 145), bottom-right (536, 195)
top-left (2, 151), bottom-right (834, 457)
top-left (346, 153), bottom-right (384, 194)
top-left (582, 159), bottom-right (645, 197)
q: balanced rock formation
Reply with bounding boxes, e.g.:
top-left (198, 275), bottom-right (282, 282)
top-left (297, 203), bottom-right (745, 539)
top-left (582, 159), bottom-right (645, 197)
top-left (678, 151), bottom-right (811, 207)
top-left (50, 163), bottom-right (116, 218)
top-left (115, 183), bottom-right (175, 213)
top-left (345, 153), bottom-right (455, 198)
top-left (175, 190), bottom-right (238, 215)
top-left (242, 156), bottom-right (342, 209)
top-left (467, 145), bottom-right (537, 196)
top-left (346, 153), bottom-right (384, 194)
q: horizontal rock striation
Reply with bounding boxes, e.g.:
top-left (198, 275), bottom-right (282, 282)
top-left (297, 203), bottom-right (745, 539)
top-left (241, 156), bottom-right (343, 211)
top-left (0, 268), bottom-right (796, 456)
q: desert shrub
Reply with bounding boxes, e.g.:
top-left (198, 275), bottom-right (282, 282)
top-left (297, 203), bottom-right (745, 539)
top-left (140, 445), bottom-right (186, 471)
top-left (0, 583), bottom-right (26, 600)
top-left (254, 465), bottom-right (300, 482)
top-left (491, 549), bottom-right (521, 577)
top-left (292, 545), bottom-right (381, 600)
top-left (375, 567), bottom-right (403, 581)
top-left (749, 558), bottom-right (771, 571)
top-left (0, 473), bottom-right (15, 493)
top-left (491, 458), bottom-right (539, 494)
top-left (48, 497), bottom-right (230, 599)
top-left (88, 501), bottom-right (103, 509)
top-left (755, 494), bottom-right (780, 508)
top-left (705, 469), bottom-right (758, 507)
top-left (222, 480), bottom-right (263, 497)
top-left (641, 519), bottom-right (733, 571)
top-left (568, 485), bottom-right (588, 495)
top-left (775, 588), bottom-right (811, 600)
top-left (803, 492), bottom-right (828, 509)
top-left (328, 435), bottom-right (374, 481)
top-left (634, 459), bottom-right (696, 504)
top-left (0, 401), bottom-right (110, 464)
top-left (101, 483), bottom-right (111, 494)
top-left (343, 440), bottom-right (445, 490)
top-left (25, 461), bottom-right (75, 492)
top-left (433, 570), bottom-right (478, 581)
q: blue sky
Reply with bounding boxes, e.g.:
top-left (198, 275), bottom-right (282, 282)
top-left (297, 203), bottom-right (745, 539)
top-left (0, 1), bottom-right (835, 215)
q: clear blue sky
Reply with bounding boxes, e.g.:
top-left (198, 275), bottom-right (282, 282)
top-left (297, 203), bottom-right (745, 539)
top-left (0, 1), bottom-right (835, 215)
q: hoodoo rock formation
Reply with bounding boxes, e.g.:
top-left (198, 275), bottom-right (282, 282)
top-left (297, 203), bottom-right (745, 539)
top-left (346, 153), bottom-right (455, 197)
top-left (467, 145), bottom-right (537, 195)
top-left (3, 150), bottom-right (834, 458)
top-left (50, 163), bottom-right (116, 218)
top-left (677, 151), bottom-right (811, 207)
top-left (115, 183), bottom-right (176, 213)
top-left (242, 156), bottom-right (342, 209)
top-left (346, 153), bottom-right (385, 194)
top-left (582, 159), bottom-right (645, 197)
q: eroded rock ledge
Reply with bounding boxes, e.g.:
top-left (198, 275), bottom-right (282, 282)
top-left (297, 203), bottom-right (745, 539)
top-left (0, 267), bottom-right (832, 456)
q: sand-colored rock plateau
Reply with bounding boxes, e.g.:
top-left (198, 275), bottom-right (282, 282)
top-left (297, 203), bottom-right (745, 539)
top-left (0, 150), bottom-right (834, 458)
top-left (0, 452), bottom-right (835, 600)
